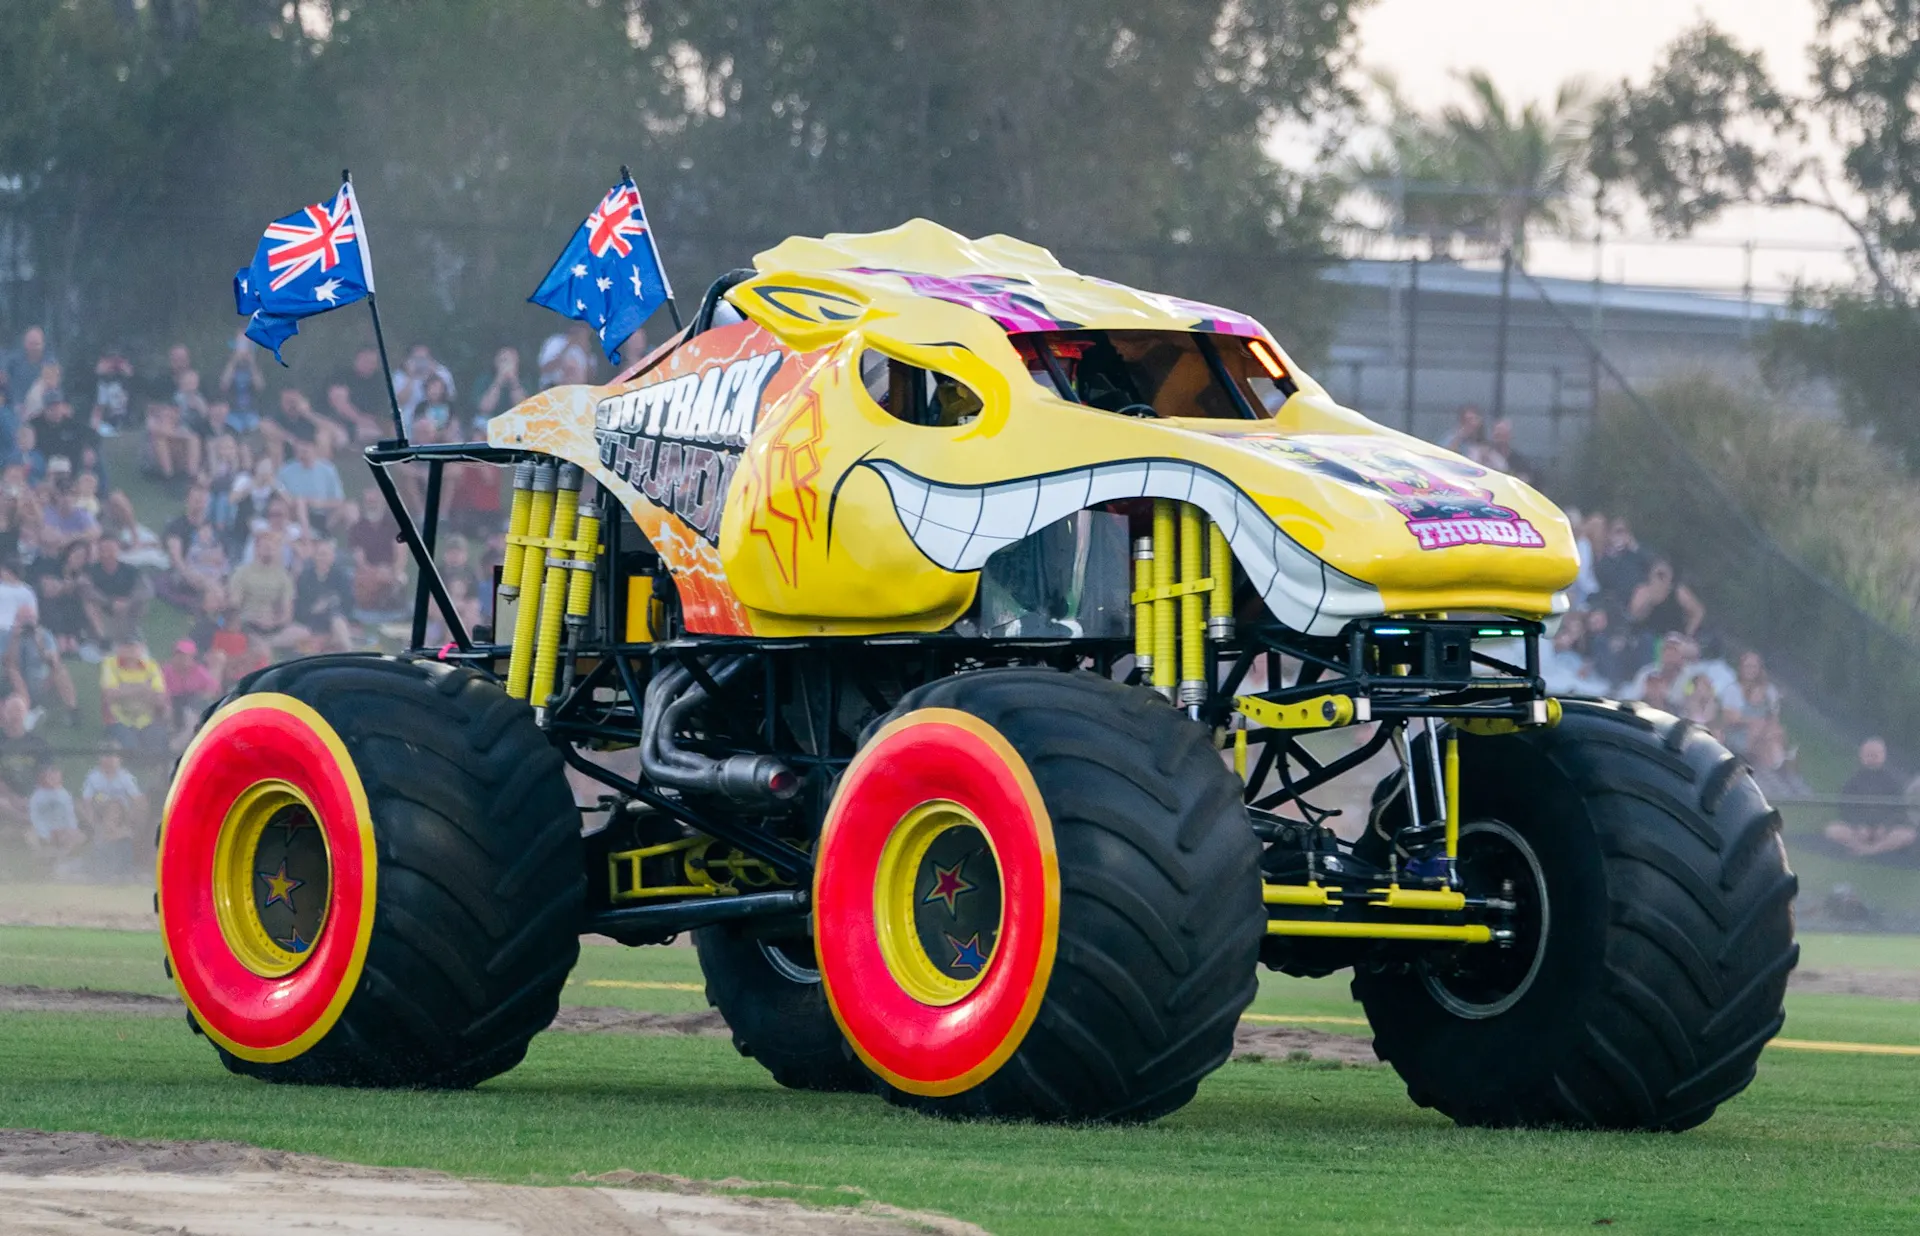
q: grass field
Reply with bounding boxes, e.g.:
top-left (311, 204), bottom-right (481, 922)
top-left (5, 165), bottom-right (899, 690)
top-left (1, 925), bottom-right (1918, 1233)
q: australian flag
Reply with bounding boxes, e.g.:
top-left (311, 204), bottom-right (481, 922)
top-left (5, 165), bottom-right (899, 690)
top-left (530, 174), bottom-right (672, 364)
top-left (234, 182), bottom-right (374, 363)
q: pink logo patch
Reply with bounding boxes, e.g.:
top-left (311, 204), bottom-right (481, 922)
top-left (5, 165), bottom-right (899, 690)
top-left (1408, 516), bottom-right (1546, 551)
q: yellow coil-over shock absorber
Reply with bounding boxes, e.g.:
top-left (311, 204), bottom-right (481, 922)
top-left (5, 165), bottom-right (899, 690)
top-left (1178, 503), bottom-right (1206, 707)
top-left (1150, 499), bottom-right (1177, 697)
top-left (499, 460), bottom-right (535, 610)
top-left (1132, 534), bottom-right (1154, 680)
top-left (505, 462), bottom-right (557, 700)
top-left (528, 464), bottom-right (583, 713)
top-left (1207, 517), bottom-right (1234, 642)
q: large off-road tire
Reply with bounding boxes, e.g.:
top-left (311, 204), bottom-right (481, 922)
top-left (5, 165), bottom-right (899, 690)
top-left (158, 654), bottom-right (582, 1088)
top-left (1353, 700), bottom-right (1798, 1131)
top-left (811, 668), bottom-right (1262, 1122)
top-left (693, 925), bottom-right (871, 1092)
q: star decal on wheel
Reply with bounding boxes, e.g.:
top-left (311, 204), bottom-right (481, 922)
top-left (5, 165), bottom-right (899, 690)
top-left (275, 927), bottom-right (310, 954)
top-left (945, 932), bottom-right (990, 973)
top-left (922, 858), bottom-right (977, 916)
top-left (259, 861), bottom-right (303, 912)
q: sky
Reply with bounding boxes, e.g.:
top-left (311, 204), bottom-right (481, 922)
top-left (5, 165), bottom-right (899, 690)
top-left (1345, 0), bottom-right (1854, 294)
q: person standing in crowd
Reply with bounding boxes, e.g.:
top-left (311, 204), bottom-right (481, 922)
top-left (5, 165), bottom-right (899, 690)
top-left (4, 327), bottom-right (54, 410)
top-left (218, 327), bottom-right (265, 431)
top-left (91, 348), bottom-right (134, 436)
top-left (1627, 558), bottom-right (1705, 638)
top-left (393, 344), bottom-right (455, 419)
top-left (1824, 737), bottom-right (1917, 859)
top-left (6, 424), bottom-right (44, 486)
top-left (80, 745), bottom-right (145, 878)
top-left (474, 347), bottom-right (528, 425)
top-left (277, 436), bottom-right (345, 534)
top-left (1442, 404), bottom-right (1484, 456)
top-left (27, 761), bottom-right (81, 871)
top-left (1480, 417), bottom-right (1534, 484)
top-left (99, 635), bottom-right (169, 755)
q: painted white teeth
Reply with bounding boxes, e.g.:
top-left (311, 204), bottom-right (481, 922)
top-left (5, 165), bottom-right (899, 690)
top-left (862, 458), bottom-right (1382, 635)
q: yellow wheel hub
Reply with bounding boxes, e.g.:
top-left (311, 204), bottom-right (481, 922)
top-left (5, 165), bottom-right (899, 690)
top-left (211, 780), bottom-right (333, 978)
top-left (872, 800), bottom-right (1004, 1006)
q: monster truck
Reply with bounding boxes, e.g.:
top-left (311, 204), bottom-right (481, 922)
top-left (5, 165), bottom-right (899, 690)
top-left (157, 220), bottom-right (1797, 1127)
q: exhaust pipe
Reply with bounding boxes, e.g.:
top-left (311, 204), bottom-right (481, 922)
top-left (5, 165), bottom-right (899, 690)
top-left (641, 656), bottom-right (799, 810)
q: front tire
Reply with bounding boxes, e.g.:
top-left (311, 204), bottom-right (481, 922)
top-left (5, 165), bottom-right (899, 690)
top-left (159, 655), bottom-right (583, 1088)
top-left (812, 668), bottom-right (1263, 1122)
top-left (1354, 700), bottom-right (1798, 1130)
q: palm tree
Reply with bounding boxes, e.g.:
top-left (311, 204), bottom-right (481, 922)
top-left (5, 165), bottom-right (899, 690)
top-left (1352, 70), bottom-right (1592, 418)
top-left (1440, 70), bottom-right (1590, 261)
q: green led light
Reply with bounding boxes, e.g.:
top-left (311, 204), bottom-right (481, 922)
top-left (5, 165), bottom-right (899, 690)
top-left (1373, 627), bottom-right (1411, 636)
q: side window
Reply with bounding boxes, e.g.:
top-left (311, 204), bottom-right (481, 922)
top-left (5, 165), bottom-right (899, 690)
top-left (857, 349), bottom-right (983, 427)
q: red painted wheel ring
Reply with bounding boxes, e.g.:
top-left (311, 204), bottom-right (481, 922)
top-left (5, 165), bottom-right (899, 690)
top-left (815, 708), bottom-right (1060, 1097)
top-left (158, 693), bottom-right (378, 1064)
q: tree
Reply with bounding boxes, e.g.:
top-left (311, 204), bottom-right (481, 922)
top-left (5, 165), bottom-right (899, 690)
top-left (0, 0), bottom-right (1367, 383)
top-left (1348, 69), bottom-right (1591, 415)
top-left (1588, 3), bottom-right (1920, 465)
top-left (1350, 70), bottom-right (1591, 260)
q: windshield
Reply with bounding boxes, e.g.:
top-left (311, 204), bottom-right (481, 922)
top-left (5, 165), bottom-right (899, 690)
top-left (1009, 329), bottom-right (1297, 420)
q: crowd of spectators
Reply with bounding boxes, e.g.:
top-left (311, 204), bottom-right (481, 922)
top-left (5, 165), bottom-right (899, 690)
top-left (0, 319), bottom-right (607, 878)
top-left (1438, 403), bottom-right (1916, 865)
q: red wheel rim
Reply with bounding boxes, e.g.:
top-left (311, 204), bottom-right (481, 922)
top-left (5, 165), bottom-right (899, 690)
top-left (814, 707), bottom-right (1059, 1096)
top-left (158, 694), bottom-right (377, 1064)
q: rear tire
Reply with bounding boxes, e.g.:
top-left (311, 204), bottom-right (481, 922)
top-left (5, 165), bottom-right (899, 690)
top-left (814, 668), bottom-right (1262, 1122)
top-left (160, 655), bottom-right (582, 1088)
top-left (1354, 700), bottom-right (1798, 1130)
top-left (694, 925), bottom-right (871, 1092)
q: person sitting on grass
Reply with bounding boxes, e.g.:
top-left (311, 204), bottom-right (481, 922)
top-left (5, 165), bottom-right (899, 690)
top-left (0, 694), bottom-right (44, 838)
top-left (80, 535), bottom-right (151, 643)
top-left (143, 399), bottom-right (201, 480)
top-left (161, 638), bottom-right (219, 738)
top-left (80, 745), bottom-right (146, 880)
top-left (37, 479), bottom-right (98, 560)
top-left (291, 538), bottom-right (356, 652)
top-left (3, 603), bottom-right (78, 728)
top-left (26, 761), bottom-right (81, 872)
top-left (1824, 737), bottom-right (1919, 860)
top-left (99, 636), bottom-right (169, 757)
top-left (226, 528), bottom-right (298, 649)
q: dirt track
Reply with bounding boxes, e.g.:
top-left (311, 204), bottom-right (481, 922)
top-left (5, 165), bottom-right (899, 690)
top-left (0, 1129), bottom-right (988, 1236)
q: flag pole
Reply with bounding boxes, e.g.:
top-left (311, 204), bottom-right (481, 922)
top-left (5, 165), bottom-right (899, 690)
top-left (343, 168), bottom-right (408, 445)
top-left (624, 165), bottom-right (682, 332)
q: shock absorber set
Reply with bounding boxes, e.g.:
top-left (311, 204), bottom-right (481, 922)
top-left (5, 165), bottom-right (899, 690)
top-left (502, 460), bottom-right (603, 721)
top-left (1131, 499), bottom-right (1235, 707)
